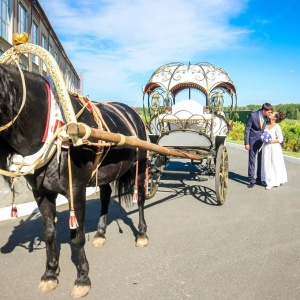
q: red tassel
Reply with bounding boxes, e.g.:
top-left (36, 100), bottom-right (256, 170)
top-left (11, 203), bottom-right (18, 218)
top-left (133, 188), bottom-right (138, 203)
top-left (69, 210), bottom-right (78, 229)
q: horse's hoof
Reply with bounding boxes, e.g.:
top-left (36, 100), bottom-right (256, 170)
top-left (92, 236), bottom-right (106, 248)
top-left (38, 279), bottom-right (58, 293)
top-left (136, 236), bottom-right (148, 247)
top-left (70, 285), bottom-right (91, 298)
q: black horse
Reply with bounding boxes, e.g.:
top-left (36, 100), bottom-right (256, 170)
top-left (0, 64), bottom-right (148, 298)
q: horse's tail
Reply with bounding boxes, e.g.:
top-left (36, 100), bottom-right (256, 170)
top-left (115, 169), bottom-right (134, 208)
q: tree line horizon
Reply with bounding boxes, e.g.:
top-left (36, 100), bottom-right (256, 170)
top-left (134, 103), bottom-right (300, 120)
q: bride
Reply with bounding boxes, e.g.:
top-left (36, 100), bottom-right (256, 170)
top-left (261, 111), bottom-right (288, 190)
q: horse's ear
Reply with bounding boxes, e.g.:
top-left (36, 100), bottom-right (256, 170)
top-left (12, 32), bottom-right (29, 45)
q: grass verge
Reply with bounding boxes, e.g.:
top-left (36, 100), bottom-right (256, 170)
top-left (226, 137), bottom-right (300, 159)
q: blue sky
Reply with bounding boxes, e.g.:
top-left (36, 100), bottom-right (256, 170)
top-left (39, 0), bottom-right (300, 107)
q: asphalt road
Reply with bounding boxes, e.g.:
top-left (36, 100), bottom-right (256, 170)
top-left (0, 145), bottom-right (299, 300)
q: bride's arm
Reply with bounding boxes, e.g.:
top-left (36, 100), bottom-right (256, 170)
top-left (271, 125), bottom-right (284, 144)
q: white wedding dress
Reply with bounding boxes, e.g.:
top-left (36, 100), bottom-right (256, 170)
top-left (261, 124), bottom-right (288, 188)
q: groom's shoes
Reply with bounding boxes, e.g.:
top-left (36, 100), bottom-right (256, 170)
top-left (256, 181), bottom-right (267, 187)
top-left (247, 182), bottom-right (255, 188)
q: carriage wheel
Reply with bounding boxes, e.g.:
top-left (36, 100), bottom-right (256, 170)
top-left (215, 144), bottom-right (228, 205)
top-left (145, 169), bottom-right (161, 199)
top-left (145, 154), bottom-right (165, 199)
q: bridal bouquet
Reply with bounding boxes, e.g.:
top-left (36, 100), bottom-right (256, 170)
top-left (259, 132), bottom-right (272, 152)
top-left (260, 132), bottom-right (272, 143)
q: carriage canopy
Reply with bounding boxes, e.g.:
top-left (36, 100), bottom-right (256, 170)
top-left (142, 62), bottom-right (237, 119)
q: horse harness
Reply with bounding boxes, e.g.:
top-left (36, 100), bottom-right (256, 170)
top-left (73, 95), bottom-right (138, 183)
top-left (0, 77), bottom-right (138, 180)
top-left (0, 34), bottom-right (141, 225)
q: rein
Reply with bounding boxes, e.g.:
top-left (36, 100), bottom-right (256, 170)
top-left (0, 57), bottom-right (27, 132)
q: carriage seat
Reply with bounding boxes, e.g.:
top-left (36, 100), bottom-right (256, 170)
top-left (159, 99), bottom-right (208, 131)
top-left (158, 99), bottom-right (228, 137)
top-left (171, 99), bottom-right (203, 116)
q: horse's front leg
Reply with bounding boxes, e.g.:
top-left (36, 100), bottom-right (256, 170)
top-left (136, 195), bottom-right (148, 247)
top-left (136, 158), bottom-right (148, 248)
top-left (92, 184), bottom-right (111, 248)
top-left (69, 187), bottom-right (91, 299)
top-left (33, 191), bottom-right (60, 293)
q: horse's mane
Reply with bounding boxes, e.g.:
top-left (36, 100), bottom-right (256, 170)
top-left (0, 65), bottom-right (20, 184)
top-left (0, 64), bottom-right (47, 123)
top-left (0, 64), bottom-right (20, 125)
top-left (0, 65), bottom-right (47, 185)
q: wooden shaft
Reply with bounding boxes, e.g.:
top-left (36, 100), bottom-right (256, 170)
top-left (67, 123), bottom-right (202, 161)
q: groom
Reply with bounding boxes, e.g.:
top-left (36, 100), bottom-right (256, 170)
top-left (244, 103), bottom-right (273, 188)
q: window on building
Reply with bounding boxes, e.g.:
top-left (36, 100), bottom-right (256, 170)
top-left (19, 62), bottom-right (27, 70)
top-left (31, 21), bottom-right (39, 65)
top-left (54, 52), bottom-right (58, 62)
top-left (65, 69), bottom-right (70, 90)
top-left (49, 44), bottom-right (53, 55)
top-left (31, 22), bottom-right (38, 44)
top-left (41, 34), bottom-right (47, 71)
top-left (0, 0), bottom-right (12, 40)
top-left (18, 3), bottom-right (28, 34)
top-left (41, 34), bottom-right (47, 49)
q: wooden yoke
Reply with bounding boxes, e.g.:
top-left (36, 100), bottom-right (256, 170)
top-left (67, 123), bottom-right (203, 161)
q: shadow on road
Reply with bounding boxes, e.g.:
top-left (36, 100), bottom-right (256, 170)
top-left (228, 171), bottom-right (248, 185)
top-left (0, 198), bottom-right (137, 260)
top-left (0, 159), bottom-right (231, 261)
top-left (143, 160), bottom-right (220, 207)
top-left (143, 182), bottom-right (219, 208)
top-left (1, 215), bottom-right (44, 254)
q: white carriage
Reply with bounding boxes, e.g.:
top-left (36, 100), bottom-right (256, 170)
top-left (143, 62), bottom-right (237, 204)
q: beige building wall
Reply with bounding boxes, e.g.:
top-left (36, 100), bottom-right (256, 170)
top-left (0, 0), bottom-right (80, 93)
